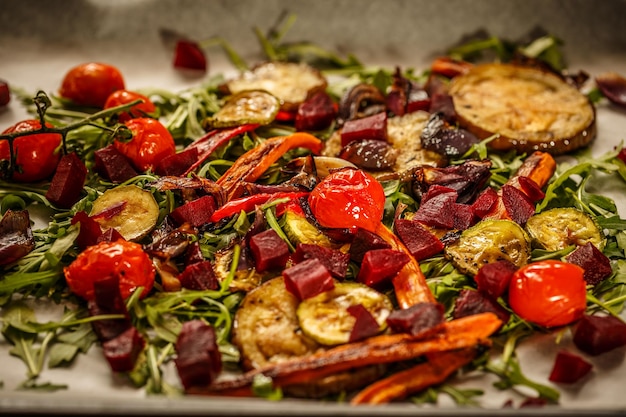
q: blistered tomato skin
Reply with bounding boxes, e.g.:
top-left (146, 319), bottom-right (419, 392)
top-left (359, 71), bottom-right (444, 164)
top-left (64, 240), bottom-right (155, 301)
top-left (308, 168), bottom-right (385, 232)
top-left (114, 118), bottom-right (176, 172)
top-left (104, 90), bottom-right (157, 122)
top-left (0, 120), bottom-right (62, 182)
top-left (508, 260), bottom-right (587, 328)
top-left (59, 62), bottom-right (125, 108)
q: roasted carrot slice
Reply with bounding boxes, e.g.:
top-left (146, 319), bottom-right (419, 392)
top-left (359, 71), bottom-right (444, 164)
top-left (375, 223), bottom-right (436, 307)
top-left (217, 132), bottom-right (323, 201)
top-left (196, 312), bottom-right (501, 396)
top-left (350, 347), bottom-right (477, 404)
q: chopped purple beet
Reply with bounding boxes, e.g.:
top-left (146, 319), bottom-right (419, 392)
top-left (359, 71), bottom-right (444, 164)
top-left (347, 304), bottom-right (381, 342)
top-left (349, 227), bottom-right (391, 263)
top-left (295, 91), bottom-right (337, 131)
top-left (94, 144), bottom-right (138, 183)
top-left (282, 258), bottom-right (335, 301)
top-left (452, 202), bottom-right (475, 230)
top-left (72, 211), bottom-right (104, 249)
top-left (565, 242), bottom-right (612, 286)
top-left (175, 320), bottom-right (222, 390)
top-left (595, 72), bottom-right (626, 109)
top-left (102, 326), bottom-right (145, 372)
top-left (340, 111), bottom-right (388, 147)
top-left (179, 260), bottom-right (219, 290)
top-left (357, 248), bottom-right (410, 288)
top-left (293, 243), bottom-right (350, 280)
top-left (474, 260), bottom-right (518, 299)
top-left (471, 187), bottom-right (499, 219)
top-left (453, 289), bottom-right (510, 326)
top-left (548, 350), bottom-right (593, 384)
top-left (386, 302), bottom-right (445, 337)
top-left (45, 152), bottom-right (87, 209)
top-left (249, 228), bottom-right (290, 272)
top-left (413, 186), bottom-right (457, 229)
top-left (155, 147), bottom-right (199, 177)
top-left (88, 274), bottom-right (131, 342)
top-left (413, 161), bottom-right (492, 205)
top-left (573, 314), bottom-right (626, 356)
top-left (170, 195), bottom-right (217, 227)
top-left (517, 176), bottom-right (545, 202)
top-left (184, 241), bottom-right (205, 266)
top-left (501, 184), bottom-right (535, 225)
top-left (0, 209), bottom-right (35, 266)
top-left (394, 219), bottom-right (444, 261)
top-left (91, 201), bottom-right (127, 221)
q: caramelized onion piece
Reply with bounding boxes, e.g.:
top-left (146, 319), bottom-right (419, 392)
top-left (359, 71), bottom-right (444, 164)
top-left (339, 139), bottom-right (397, 171)
top-left (338, 83), bottom-right (386, 125)
top-left (0, 209), bottom-right (35, 266)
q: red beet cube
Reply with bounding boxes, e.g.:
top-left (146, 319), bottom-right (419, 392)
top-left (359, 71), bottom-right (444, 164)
top-left (548, 350), bottom-right (593, 384)
top-left (155, 147), bottom-right (199, 177)
top-left (394, 219), bottom-right (444, 261)
top-left (565, 242), bottom-right (612, 286)
top-left (94, 144), bottom-right (138, 183)
top-left (184, 241), bottom-right (205, 266)
top-left (474, 260), bottom-right (518, 299)
top-left (175, 320), bottom-right (222, 390)
top-left (293, 243), bottom-right (350, 279)
top-left (102, 326), bottom-right (145, 372)
top-left (357, 248), bottom-right (410, 287)
top-left (386, 302), bottom-right (445, 337)
top-left (173, 40), bottom-right (207, 72)
top-left (88, 274), bottom-right (131, 342)
top-left (170, 195), bottom-right (217, 228)
top-left (282, 258), bottom-right (335, 301)
top-left (517, 176), bottom-right (545, 202)
top-left (72, 211), bottom-right (104, 249)
top-left (452, 203), bottom-right (475, 230)
top-left (341, 111), bottom-right (388, 147)
top-left (573, 314), bottom-right (626, 356)
top-left (349, 227), bottom-right (391, 263)
top-left (502, 184), bottom-right (535, 225)
top-left (453, 289), bottom-right (510, 326)
top-left (295, 91), bottom-right (337, 131)
top-left (347, 304), bottom-right (381, 342)
top-left (471, 187), bottom-right (499, 219)
top-left (45, 152), bottom-right (87, 209)
top-left (179, 260), bottom-right (219, 290)
top-left (413, 187), bottom-right (457, 229)
top-left (249, 229), bottom-right (290, 272)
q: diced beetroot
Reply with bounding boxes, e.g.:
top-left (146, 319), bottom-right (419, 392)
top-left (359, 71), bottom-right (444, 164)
top-left (565, 242), bottom-right (612, 286)
top-left (471, 187), bottom-right (499, 219)
top-left (474, 260), bottom-right (518, 299)
top-left (282, 258), bottom-right (335, 301)
top-left (174, 320), bottom-right (222, 390)
top-left (179, 260), bottom-right (218, 290)
top-left (502, 184), bottom-right (536, 225)
top-left (295, 91), bottom-right (337, 131)
top-left (0, 209), bottom-right (35, 266)
top-left (249, 229), bottom-right (290, 272)
top-left (453, 289), bottom-right (510, 326)
top-left (421, 184), bottom-right (457, 203)
top-left (548, 350), bottom-right (593, 384)
top-left (519, 397), bottom-right (547, 408)
top-left (357, 248), bottom-right (410, 287)
top-left (88, 274), bottom-right (131, 342)
top-left (573, 314), bottom-right (626, 356)
top-left (394, 219), bottom-right (444, 261)
top-left (452, 203), bottom-right (475, 230)
top-left (517, 176), bottom-right (545, 202)
top-left (91, 201), bottom-right (127, 221)
top-left (413, 187), bottom-right (457, 229)
top-left (184, 241), bottom-right (205, 266)
top-left (386, 302), bottom-right (445, 337)
top-left (170, 195), bottom-right (217, 228)
top-left (340, 111), bottom-right (388, 147)
top-left (347, 304), bottom-right (381, 342)
top-left (173, 40), bottom-right (207, 72)
top-left (45, 152), bottom-right (87, 209)
top-left (155, 147), bottom-right (199, 177)
top-left (94, 144), bottom-right (138, 183)
top-left (102, 326), bottom-right (145, 372)
top-left (72, 211), bottom-right (104, 249)
top-left (293, 243), bottom-right (350, 280)
top-left (349, 227), bottom-right (391, 263)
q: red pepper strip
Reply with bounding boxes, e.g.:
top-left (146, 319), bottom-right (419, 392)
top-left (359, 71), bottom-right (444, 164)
top-left (217, 132), bottom-right (323, 201)
top-left (209, 192), bottom-right (309, 223)
top-left (274, 110), bottom-right (297, 122)
top-left (182, 124), bottom-right (259, 176)
top-left (375, 223), bottom-right (436, 308)
top-left (430, 56), bottom-right (473, 78)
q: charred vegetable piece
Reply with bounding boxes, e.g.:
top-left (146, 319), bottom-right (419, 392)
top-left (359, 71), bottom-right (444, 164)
top-left (94, 144), bottom-right (139, 183)
top-left (249, 228), bottom-right (290, 272)
top-left (349, 228), bottom-right (391, 263)
top-left (420, 112), bottom-right (479, 157)
top-left (293, 243), bottom-right (350, 280)
top-left (525, 207), bottom-right (604, 252)
top-left (179, 260), bottom-right (219, 291)
top-left (357, 248), bottom-right (410, 288)
top-left (283, 258), bottom-right (335, 301)
top-left (452, 289), bottom-right (511, 326)
top-left (202, 90), bottom-right (279, 130)
top-left (445, 219), bottom-right (531, 276)
top-left (173, 40), bottom-right (207, 71)
top-left (386, 302), bottom-right (445, 337)
top-left (548, 350), bottom-right (593, 384)
top-left (296, 282), bottom-right (393, 346)
top-left (282, 209), bottom-right (332, 248)
top-left (565, 242), bottom-right (612, 286)
top-left (394, 219), bottom-right (444, 261)
top-left (102, 326), bottom-right (145, 373)
top-left (295, 91), bottom-right (337, 131)
top-left (175, 320), bottom-right (222, 390)
top-left (338, 83), bottom-right (386, 125)
top-left (90, 185), bottom-right (160, 241)
top-left (340, 111), bottom-right (388, 147)
top-left (347, 304), bottom-right (382, 343)
top-left (449, 63), bottom-right (596, 155)
top-left (45, 152), bottom-right (87, 209)
top-left (170, 195), bottom-right (217, 227)
top-left (473, 259), bottom-right (518, 299)
top-left (338, 139), bottom-right (397, 171)
top-left (573, 314), bottom-right (626, 356)
top-left (595, 72), bottom-right (626, 108)
top-left (0, 209), bottom-right (35, 266)
top-left (386, 67), bottom-right (430, 116)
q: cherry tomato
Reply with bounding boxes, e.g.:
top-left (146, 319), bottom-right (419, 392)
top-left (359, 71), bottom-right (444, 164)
top-left (508, 260), bottom-right (587, 327)
top-left (104, 90), bottom-right (157, 122)
top-left (308, 168), bottom-right (385, 232)
top-left (0, 80), bottom-right (10, 107)
top-left (114, 118), bottom-right (176, 172)
top-left (64, 240), bottom-right (155, 301)
top-left (0, 120), bottom-right (62, 182)
top-left (59, 62), bottom-right (125, 108)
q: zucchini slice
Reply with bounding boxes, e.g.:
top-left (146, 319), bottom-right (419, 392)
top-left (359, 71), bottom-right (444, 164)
top-left (202, 90), bottom-right (280, 130)
top-left (282, 210), bottom-right (332, 247)
top-left (525, 207), bottom-right (604, 251)
top-left (296, 282), bottom-right (393, 346)
top-left (445, 219), bottom-right (531, 276)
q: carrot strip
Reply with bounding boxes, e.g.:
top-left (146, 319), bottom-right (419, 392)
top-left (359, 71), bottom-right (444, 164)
top-left (198, 312), bottom-right (501, 396)
top-left (217, 132), bottom-right (323, 201)
top-left (375, 223), bottom-right (436, 307)
top-left (350, 347), bottom-right (477, 404)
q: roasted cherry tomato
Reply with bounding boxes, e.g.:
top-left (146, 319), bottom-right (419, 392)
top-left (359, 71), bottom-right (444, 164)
top-left (508, 260), bottom-right (587, 327)
top-left (0, 119), bottom-right (62, 182)
top-left (114, 118), bottom-right (176, 172)
top-left (64, 240), bottom-right (155, 301)
top-left (308, 168), bottom-right (385, 232)
top-left (104, 89), bottom-right (157, 122)
top-left (59, 62), bottom-right (125, 108)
